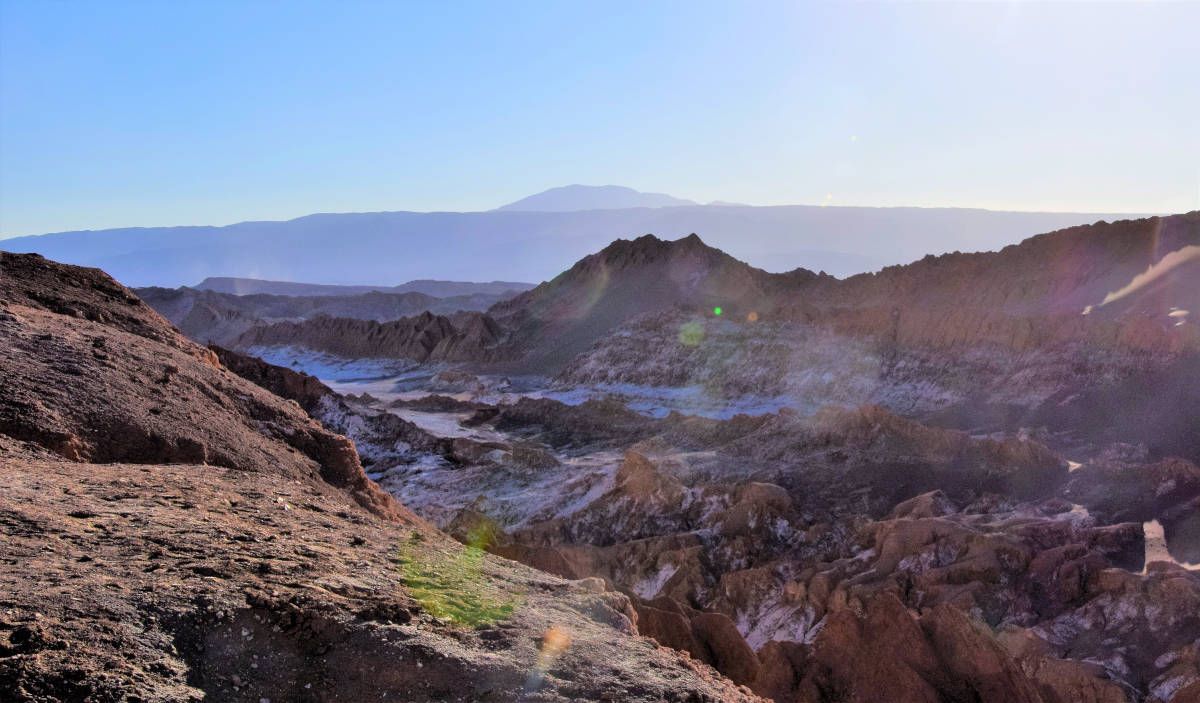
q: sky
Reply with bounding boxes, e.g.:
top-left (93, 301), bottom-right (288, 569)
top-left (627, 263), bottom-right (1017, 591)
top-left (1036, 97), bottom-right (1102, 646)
top-left (1, 1), bottom-right (1197, 238)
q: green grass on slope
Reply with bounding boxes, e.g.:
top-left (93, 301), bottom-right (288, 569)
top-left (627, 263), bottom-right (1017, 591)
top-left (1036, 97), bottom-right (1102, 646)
top-left (394, 531), bottom-right (518, 627)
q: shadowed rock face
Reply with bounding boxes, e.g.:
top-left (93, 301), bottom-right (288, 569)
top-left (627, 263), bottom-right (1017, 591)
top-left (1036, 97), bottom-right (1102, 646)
top-left (488, 232), bottom-right (823, 371)
top-left (0, 252), bottom-right (402, 520)
top-left (0, 252), bottom-right (767, 703)
top-left (208, 343), bottom-right (334, 413)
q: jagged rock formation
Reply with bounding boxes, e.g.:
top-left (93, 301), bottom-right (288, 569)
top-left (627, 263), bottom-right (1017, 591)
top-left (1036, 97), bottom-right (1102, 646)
top-left (137, 285), bottom-right (521, 347)
top-left (164, 214), bottom-right (1200, 701)
top-left (209, 344), bottom-right (517, 472)
top-left (335, 386), bottom-right (1200, 700)
top-left (0, 252), bottom-right (765, 702)
top-left (233, 310), bottom-right (509, 363)
top-left (194, 275), bottom-right (533, 298)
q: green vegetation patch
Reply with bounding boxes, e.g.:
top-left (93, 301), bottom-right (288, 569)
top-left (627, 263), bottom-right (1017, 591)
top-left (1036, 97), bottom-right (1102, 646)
top-left (395, 532), bottom-right (518, 627)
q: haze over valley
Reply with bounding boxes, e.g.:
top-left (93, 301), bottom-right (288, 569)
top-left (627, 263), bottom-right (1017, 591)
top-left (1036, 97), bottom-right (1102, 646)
top-left (3, 2), bottom-right (1198, 702)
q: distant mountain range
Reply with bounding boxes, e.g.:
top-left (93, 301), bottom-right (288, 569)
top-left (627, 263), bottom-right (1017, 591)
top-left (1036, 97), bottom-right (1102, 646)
top-left (0, 185), bottom-right (1151, 286)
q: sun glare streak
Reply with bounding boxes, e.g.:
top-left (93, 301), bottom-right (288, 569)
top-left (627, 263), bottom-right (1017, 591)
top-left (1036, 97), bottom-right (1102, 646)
top-left (1086, 244), bottom-right (1200, 313)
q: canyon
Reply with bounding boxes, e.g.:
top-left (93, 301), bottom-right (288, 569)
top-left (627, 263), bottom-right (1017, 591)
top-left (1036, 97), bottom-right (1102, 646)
top-left (3, 211), bottom-right (1199, 702)
top-left (0, 252), bottom-right (759, 702)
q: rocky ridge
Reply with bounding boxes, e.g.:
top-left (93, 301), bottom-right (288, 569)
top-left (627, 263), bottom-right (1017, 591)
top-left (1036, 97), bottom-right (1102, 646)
top-left (558, 214), bottom-right (1200, 459)
top-left (234, 310), bottom-right (509, 364)
top-left (137, 285), bottom-right (521, 347)
top-left (487, 233), bottom-right (823, 370)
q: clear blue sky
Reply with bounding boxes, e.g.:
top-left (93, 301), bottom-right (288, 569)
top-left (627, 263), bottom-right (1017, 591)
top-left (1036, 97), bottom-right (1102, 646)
top-left (1, 1), bottom-right (1196, 237)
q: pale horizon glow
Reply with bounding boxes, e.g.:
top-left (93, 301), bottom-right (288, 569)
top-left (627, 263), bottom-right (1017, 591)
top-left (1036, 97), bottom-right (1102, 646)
top-left (1, 1), bottom-right (1197, 238)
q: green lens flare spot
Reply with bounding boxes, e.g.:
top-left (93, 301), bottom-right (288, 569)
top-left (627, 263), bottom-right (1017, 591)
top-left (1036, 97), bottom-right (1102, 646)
top-left (713, 307), bottom-right (723, 316)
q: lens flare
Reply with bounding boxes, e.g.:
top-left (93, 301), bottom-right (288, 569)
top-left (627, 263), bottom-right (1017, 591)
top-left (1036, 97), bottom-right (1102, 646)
top-left (525, 625), bottom-right (573, 691)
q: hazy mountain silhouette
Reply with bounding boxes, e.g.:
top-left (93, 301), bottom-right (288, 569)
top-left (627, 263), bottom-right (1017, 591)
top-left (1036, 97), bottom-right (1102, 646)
top-left (495, 184), bottom-right (697, 211)
top-left (0, 187), bottom-right (1149, 287)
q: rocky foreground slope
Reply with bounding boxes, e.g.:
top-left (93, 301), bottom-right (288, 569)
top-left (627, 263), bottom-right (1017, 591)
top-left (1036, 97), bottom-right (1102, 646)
top-left (0, 252), bottom-right (761, 702)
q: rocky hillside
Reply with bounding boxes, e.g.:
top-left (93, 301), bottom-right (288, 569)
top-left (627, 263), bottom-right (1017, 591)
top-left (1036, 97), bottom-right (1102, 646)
top-left (490, 233), bottom-right (822, 370)
top-left (824, 213), bottom-right (1200, 317)
top-left (0, 252), bottom-right (763, 702)
top-left (560, 214), bottom-right (1200, 458)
